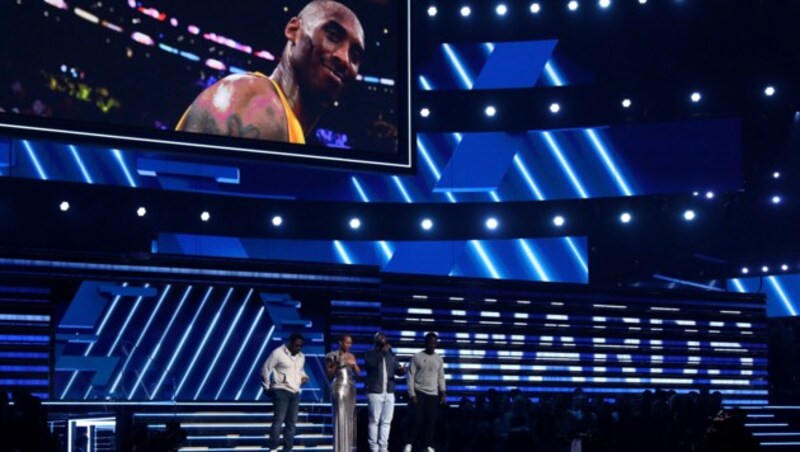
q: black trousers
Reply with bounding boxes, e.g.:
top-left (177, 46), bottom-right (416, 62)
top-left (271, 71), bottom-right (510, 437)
top-left (408, 392), bottom-right (439, 448)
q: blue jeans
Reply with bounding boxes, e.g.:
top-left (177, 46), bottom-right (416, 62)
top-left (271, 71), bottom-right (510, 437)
top-left (269, 389), bottom-right (300, 450)
top-left (367, 392), bottom-right (395, 452)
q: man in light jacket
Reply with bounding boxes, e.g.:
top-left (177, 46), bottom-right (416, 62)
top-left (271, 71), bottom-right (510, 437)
top-left (261, 332), bottom-right (309, 452)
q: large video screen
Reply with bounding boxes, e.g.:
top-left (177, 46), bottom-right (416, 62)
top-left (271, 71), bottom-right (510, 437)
top-left (0, 0), bottom-right (411, 170)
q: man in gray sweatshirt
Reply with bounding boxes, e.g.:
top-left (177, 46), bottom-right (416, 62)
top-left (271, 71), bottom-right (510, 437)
top-left (403, 332), bottom-right (446, 452)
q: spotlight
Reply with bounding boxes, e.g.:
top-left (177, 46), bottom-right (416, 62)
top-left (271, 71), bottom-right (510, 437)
top-left (460, 5), bottom-right (471, 17)
top-left (420, 107), bottom-right (430, 118)
top-left (136, 207), bottom-right (147, 217)
top-left (59, 201), bottom-right (70, 212)
top-left (683, 210), bottom-right (696, 221)
top-left (764, 86), bottom-right (776, 97)
top-left (772, 195), bottom-right (782, 204)
top-left (599, 0), bottom-right (611, 8)
top-left (620, 212), bottom-right (632, 224)
top-left (272, 215), bottom-right (283, 226)
top-left (486, 217), bottom-right (499, 230)
top-left (496, 4), bottom-right (507, 15)
top-left (773, 171), bottom-right (781, 179)
top-left (638, 0), bottom-right (647, 3)
top-left (549, 103), bottom-right (561, 113)
top-left (485, 105), bottom-right (497, 117)
top-left (762, 266), bottom-right (769, 273)
top-left (782, 264), bottom-right (789, 271)
top-left (705, 191), bottom-right (714, 199)
top-left (568, 1), bottom-right (579, 11)
top-left (427, 5), bottom-right (438, 16)
top-left (692, 191), bottom-right (699, 197)
top-left (690, 92), bottom-right (702, 103)
top-left (421, 218), bottom-right (433, 230)
top-left (553, 215), bottom-right (565, 227)
top-left (200, 211), bottom-right (210, 222)
top-left (349, 218), bottom-right (361, 230)
top-left (530, 2), bottom-right (541, 13)
top-left (741, 267), bottom-right (749, 275)
top-left (621, 98), bottom-right (632, 108)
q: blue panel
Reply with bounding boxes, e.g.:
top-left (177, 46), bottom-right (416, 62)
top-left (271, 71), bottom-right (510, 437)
top-left (729, 275), bottom-right (800, 317)
top-left (98, 285), bottom-right (157, 298)
top-left (59, 281), bottom-right (115, 330)
top-left (137, 158), bottom-right (240, 184)
top-left (435, 133), bottom-right (518, 192)
top-left (55, 355), bottom-right (119, 386)
top-left (0, 138), bottom-right (10, 175)
top-left (383, 241), bottom-right (464, 275)
top-left (473, 40), bottom-right (557, 89)
top-left (173, 234), bottom-right (248, 258)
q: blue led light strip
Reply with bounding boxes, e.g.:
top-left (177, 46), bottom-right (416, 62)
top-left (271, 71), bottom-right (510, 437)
top-left (21, 140), bottom-right (48, 180)
top-left (235, 324), bottom-right (275, 401)
top-left (128, 285), bottom-right (193, 399)
top-left (214, 306), bottom-right (265, 399)
top-left (173, 287), bottom-right (235, 399)
top-left (111, 148), bottom-right (137, 187)
top-left (193, 289), bottom-right (254, 400)
top-left (150, 286), bottom-right (215, 399)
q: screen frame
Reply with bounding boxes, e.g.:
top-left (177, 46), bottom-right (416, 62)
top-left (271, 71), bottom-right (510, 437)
top-left (0, 0), bottom-right (414, 173)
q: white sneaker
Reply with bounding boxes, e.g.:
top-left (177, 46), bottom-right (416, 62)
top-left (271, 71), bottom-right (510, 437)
top-left (403, 444), bottom-right (413, 452)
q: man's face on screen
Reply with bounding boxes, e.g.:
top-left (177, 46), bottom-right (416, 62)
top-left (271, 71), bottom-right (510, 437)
top-left (292, 2), bottom-right (364, 103)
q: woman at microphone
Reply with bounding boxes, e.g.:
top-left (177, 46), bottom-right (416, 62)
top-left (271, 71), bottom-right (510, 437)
top-left (325, 334), bottom-right (361, 452)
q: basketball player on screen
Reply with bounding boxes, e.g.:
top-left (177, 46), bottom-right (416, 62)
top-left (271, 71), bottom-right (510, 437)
top-left (176, 0), bottom-right (365, 145)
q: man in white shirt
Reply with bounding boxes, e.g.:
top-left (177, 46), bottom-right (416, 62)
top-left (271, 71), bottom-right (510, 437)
top-left (261, 332), bottom-right (309, 451)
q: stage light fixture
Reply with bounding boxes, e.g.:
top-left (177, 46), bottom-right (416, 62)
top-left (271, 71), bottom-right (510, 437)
top-left (638, 0), bottom-right (647, 3)
top-left (549, 103), bottom-right (561, 113)
top-left (272, 215), bottom-right (283, 226)
top-left (136, 207), bottom-right (147, 217)
top-left (705, 191), bottom-right (714, 199)
top-left (620, 212), bottom-right (632, 223)
top-left (553, 215), bottom-right (565, 227)
top-left (772, 195), bottom-right (782, 204)
top-left (349, 218), bottom-right (361, 230)
top-left (485, 105), bottom-right (497, 117)
top-left (460, 5), bottom-right (471, 17)
top-left (420, 107), bottom-right (430, 118)
top-left (691, 92), bottom-right (702, 103)
top-left (762, 266), bottom-right (769, 273)
top-left (773, 171), bottom-right (780, 179)
top-left (568, 1), bottom-right (579, 11)
top-left (427, 5), bottom-right (438, 16)
top-left (692, 191), bottom-right (699, 197)
top-left (764, 86), bottom-right (775, 97)
top-left (486, 217), bottom-right (499, 230)
top-left (599, 0), bottom-right (611, 8)
top-left (530, 2), bottom-right (541, 13)
top-left (622, 98), bottom-right (632, 108)
top-left (496, 4), bottom-right (507, 15)
top-left (59, 201), bottom-right (70, 212)
top-left (782, 264), bottom-right (789, 271)
top-left (201, 211), bottom-right (210, 222)
top-left (683, 210), bottom-right (696, 221)
top-left (741, 267), bottom-right (749, 275)
top-left (421, 218), bottom-right (434, 230)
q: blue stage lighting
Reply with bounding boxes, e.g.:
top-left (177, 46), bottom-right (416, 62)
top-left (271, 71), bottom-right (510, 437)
top-left (427, 5), bottom-right (438, 16)
top-left (639, 0), bottom-right (647, 4)
top-left (553, 215), bottom-right (565, 227)
top-left (486, 217), bottom-right (499, 230)
top-left (496, 4), bottom-right (508, 15)
top-left (762, 266), bottom-right (769, 273)
top-left (691, 92), bottom-right (702, 103)
top-left (272, 215), bottom-right (283, 226)
top-left (764, 86), bottom-right (775, 96)
top-left (620, 212), bottom-right (632, 224)
top-left (773, 171), bottom-right (781, 179)
top-left (683, 210), bottom-right (696, 221)
top-left (599, 0), bottom-right (611, 8)
top-left (782, 264), bottom-right (789, 271)
top-left (622, 98), bottom-right (632, 108)
top-left (549, 103), bottom-right (561, 113)
top-left (136, 207), bottom-right (147, 217)
top-left (741, 267), bottom-right (749, 274)
top-left (772, 195), bottom-right (782, 204)
top-left (59, 201), bottom-right (70, 212)
top-left (705, 191), bottom-right (714, 199)
top-left (485, 105), bottom-right (497, 117)
top-left (530, 2), bottom-right (541, 13)
top-left (421, 218), bottom-right (434, 230)
top-left (568, 1), bottom-right (579, 11)
top-left (460, 5), bottom-right (471, 17)
top-left (200, 211), bottom-right (210, 222)
top-left (349, 218), bottom-right (361, 229)
top-left (420, 107), bottom-right (430, 118)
